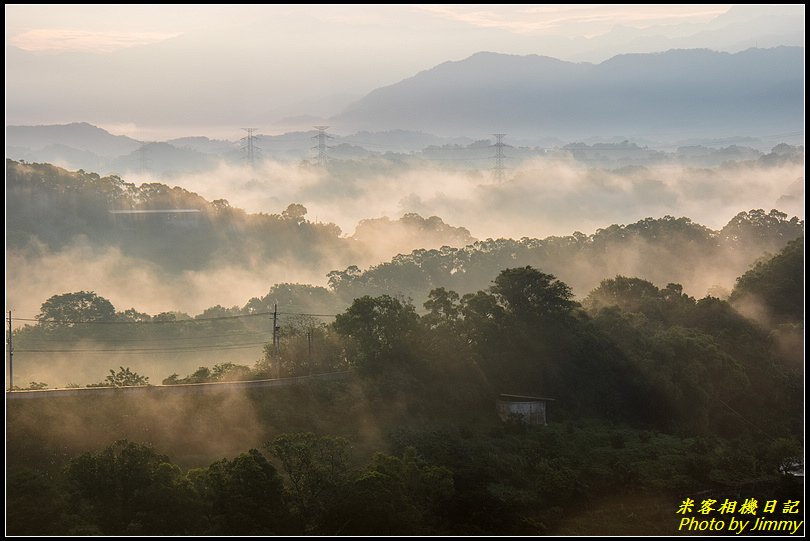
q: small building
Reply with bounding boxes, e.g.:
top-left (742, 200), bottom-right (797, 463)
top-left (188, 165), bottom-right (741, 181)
top-left (496, 394), bottom-right (555, 425)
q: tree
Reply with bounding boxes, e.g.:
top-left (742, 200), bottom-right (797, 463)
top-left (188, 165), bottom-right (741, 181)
top-left (333, 295), bottom-right (421, 371)
top-left (267, 433), bottom-right (350, 532)
top-left (211, 362), bottom-right (252, 382)
top-left (729, 237), bottom-right (803, 324)
top-left (260, 319), bottom-right (344, 378)
top-left (282, 203), bottom-right (308, 224)
top-left (116, 308), bottom-right (152, 322)
top-left (161, 366), bottom-right (211, 385)
top-left (36, 291), bottom-right (116, 327)
top-left (65, 440), bottom-right (203, 534)
top-left (6, 469), bottom-right (65, 535)
top-left (491, 267), bottom-right (575, 320)
top-left (195, 449), bottom-right (289, 534)
top-left (423, 287), bottom-right (461, 330)
top-left (89, 367), bottom-right (149, 387)
top-left (345, 447), bottom-right (454, 534)
top-left (583, 276), bottom-right (662, 315)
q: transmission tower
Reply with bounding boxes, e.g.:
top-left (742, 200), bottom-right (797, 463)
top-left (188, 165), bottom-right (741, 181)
top-left (492, 133), bottom-right (507, 182)
top-left (240, 128), bottom-right (260, 168)
top-left (312, 126), bottom-right (332, 166)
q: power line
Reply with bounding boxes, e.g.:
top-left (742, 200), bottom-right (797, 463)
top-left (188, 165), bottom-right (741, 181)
top-left (17, 330), bottom-right (268, 345)
top-left (714, 396), bottom-right (778, 443)
top-left (12, 312), bottom-right (270, 324)
top-left (16, 341), bottom-right (268, 354)
top-left (11, 310), bottom-right (340, 325)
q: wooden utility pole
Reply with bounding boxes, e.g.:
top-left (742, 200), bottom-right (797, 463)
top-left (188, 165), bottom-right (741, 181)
top-left (7, 310), bottom-right (13, 391)
top-left (307, 329), bottom-right (313, 376)
top-left (272, 303), bottom-right (280, 378)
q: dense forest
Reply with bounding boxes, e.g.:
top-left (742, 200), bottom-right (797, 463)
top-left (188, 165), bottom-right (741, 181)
top-left (6, 159), bottom-right (474, 272)
top-left (7, 236), bottom-right (804, 534)
top-left (5, 156), bottom-right (805, 535)
top-left (7, 158), bottom-right (803, 315)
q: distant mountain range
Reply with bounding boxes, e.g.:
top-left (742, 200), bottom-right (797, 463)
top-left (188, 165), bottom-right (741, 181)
top-left (7, 122), bottom-right (142, 155)
top-left (334, 47), bottom-right (804, 138)
top-left (5, 47), bottom-right (804, 175)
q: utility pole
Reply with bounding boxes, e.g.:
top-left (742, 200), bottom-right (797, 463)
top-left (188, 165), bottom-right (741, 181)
top-left (307, 329), bottom-right (313, 376)
top-left (272, 303), bottom-right (280, 378)
top-left (312, 126), bottom-right (331, 166)
top-left (7, 310), bottom-right (13, 392)
top-left (492, 133), bottom-right (507, 182)
top-left (241, 128), bottom-right (260, 168)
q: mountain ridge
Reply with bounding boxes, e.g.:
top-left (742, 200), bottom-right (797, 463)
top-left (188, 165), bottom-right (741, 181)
top-left (334, 47), bottom-right (804, 138)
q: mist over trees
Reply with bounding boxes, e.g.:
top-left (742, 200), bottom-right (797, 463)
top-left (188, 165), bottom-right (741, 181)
top-left (5, 10), bottom-right (805, 534)
top-left (7, 156), bottom-right (803, 324)
top-left (7, 248), bottom-right (803, 534)
top-left (327, 210), bottom-right (803, 307)
top-left (4, 129), bottom-right (804, 536)
top-left (5, 155), bottom-right (803, 535)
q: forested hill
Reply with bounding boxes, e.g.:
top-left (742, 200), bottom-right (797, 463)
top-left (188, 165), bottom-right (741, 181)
top-left (336, 47), bottom-right (804, 137)
top-left (328, 210), bottom-right (803, 304)
top-left (5, 159), bottom-right (473, 273)
top-left (6, 159), bottom-right (803, 312)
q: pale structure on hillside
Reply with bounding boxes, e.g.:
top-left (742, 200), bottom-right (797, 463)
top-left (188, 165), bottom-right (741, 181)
top-left (496, 394), bottom-right (554, 426)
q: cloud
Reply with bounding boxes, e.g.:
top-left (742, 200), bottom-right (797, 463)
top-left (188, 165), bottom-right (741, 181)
top-left (415, 4), bottom-right (730, 35)
top-left (9, 28), bottom-right (180, 53)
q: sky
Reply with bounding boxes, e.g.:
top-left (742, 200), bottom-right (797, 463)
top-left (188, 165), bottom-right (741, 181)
top-left (4, 4), bottom-right (804, 139)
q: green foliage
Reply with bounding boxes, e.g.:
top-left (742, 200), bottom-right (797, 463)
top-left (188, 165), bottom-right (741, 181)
top-left (267, 432), bottom-right (351, 532)
top-left (764, 438), bottom-right (803, 476)
top-left (193, 449), bottom-right (289, 534)
top-left (88, 367), bottom-right (149, 388)
top-left (11, 381), bottom-right (50, 391)
top-left (345, 447), bottom-right (454, 534)
top-left (64, 440), bottom-right (202, 534)
top-left (162, 363), bottom-right (252, 385)
top-left (261, 320), bottom-right (346, 378)
top-left (6, 160), bottom-right (351, 272)
top-left (584, 275), bottom-right (667, 315)
top-left (7, 421), bottom-right (804, 535)
top-left (211, 362), bottom-right (252, 381)
top-left (6, 469), bottom-right (66, 534)
top-left (333, 295), bottom-right (421, 372)
top-left (327, 213), bottom-right (803, 307)
top-left (281, 203), bottom-right (308, 224)
top-left (422, 287), bottom-right (461, 329)
top-left (585, 275), bottom-right (799, 437)
top-left (36, 291), bottom-right (116, 327)
top-left (730, 237), bottom-right (804, 324)
top-left (720, 209), bottom-right (803, 248)
top-left (491, 266), bottom-right (575, 320)
top-left (116, 308), bottom-right (152, 322)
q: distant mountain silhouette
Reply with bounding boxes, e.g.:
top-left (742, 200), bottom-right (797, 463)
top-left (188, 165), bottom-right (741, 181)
top-left (334, 47), bottom-right (804, 139)
top-left (6, 122), bottom-right (142, 157)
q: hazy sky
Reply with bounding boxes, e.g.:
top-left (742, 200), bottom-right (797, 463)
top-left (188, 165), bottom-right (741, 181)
top-left (4, 4), bottom-right (803, 139)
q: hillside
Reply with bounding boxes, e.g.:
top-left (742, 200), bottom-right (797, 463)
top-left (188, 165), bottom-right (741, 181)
top-left (335, 47), bottom-right (804, 138)
top-left (7, 244), bottom-right (804, 534)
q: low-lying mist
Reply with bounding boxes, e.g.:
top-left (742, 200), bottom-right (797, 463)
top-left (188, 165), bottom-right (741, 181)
top-left (6, 151), bottom-right (803, 347)
top-left (7, 239), bottom-right (326, 324)
top-left (157, 153), bottom-right (803, 240)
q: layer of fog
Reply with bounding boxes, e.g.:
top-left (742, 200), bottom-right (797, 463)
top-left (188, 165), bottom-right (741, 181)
top-left (10, 345), bottom-right (267, 394)
top-left (6, 240), bottom-right (327, 325)
top-left (9, 155), bottom-right (801, 319)
top-left (159, 154), bottom-right (803, 240)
